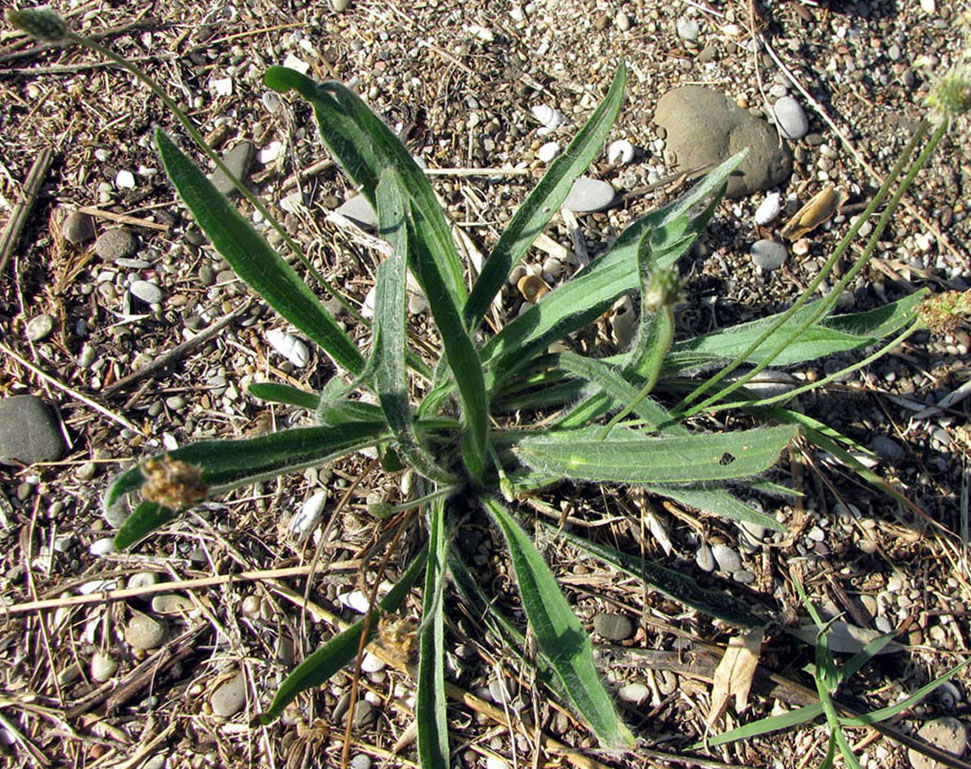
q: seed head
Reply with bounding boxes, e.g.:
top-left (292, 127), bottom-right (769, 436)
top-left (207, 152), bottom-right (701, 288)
top-left (918, 290), bottom-right (971, 334)
top-left (643, 268), bottom-right (682, 312)
top-left (6, 7), bottom-right (69, 42)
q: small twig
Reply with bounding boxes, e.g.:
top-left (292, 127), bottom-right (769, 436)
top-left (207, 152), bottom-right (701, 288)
top-left (2, 564), bottom-right (315, 616)
top-left (0, 146), bottom-right (53, 278)
top-left (102, 299), bottom-right (251, 396)
top-left (0, 339), bottom-right (141, 434)
top-left (423, 166), bottom-right (531, 177)
top-left (76, 205), bottom-right (170, 232)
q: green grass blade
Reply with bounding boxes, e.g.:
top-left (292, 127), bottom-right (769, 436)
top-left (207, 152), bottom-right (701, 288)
top-left (417, 498), bottom-right (450, 768)
top-left (261, 545), bottom-right (428, 722)
top-left (513, 424), bottom-right (798, 484)
top-left (838, 633), bottom-right (898, 683)
top-left (465, 61), bottom-right (627, 329)
top-left (643, 484), bottom-right (786, 533)
top-left (839, 658), bottom-right (971, 727)
top-left (155, 129), bottom-right (364, 374)
top-left (374, 172), bottom-right (456, 483)
top-left (551, 523), bottom-right (766, 627)
top-left (691, 703), bottom-right (825, 749)
top-left (105, 422), bottom-right (386, 514)
top-left (264, 66), bottom-right (467, 306)
top-left (247, 382), bottom-right (319, 410)
top-left (483, 498), bottom-right (634, 749)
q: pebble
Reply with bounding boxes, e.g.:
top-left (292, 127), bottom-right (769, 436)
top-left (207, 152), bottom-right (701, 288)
top-left (76, 461), bottom-right (97, 481)
top-left (25, 314), bottom-right (55, 342)
top-left (127, 571), bottom-right (159, 589)
top-left (537, 141), bottom-right (560, 163)
top-left (90, 650), bottom-right (118, 682)
top-left (773, 96), bottom-right (809, 140)
top-left (593, 612), bottom-right (635, 641)
top-left (151, 594), bottom-right (194, 615)
top-left (750, 239), bottom-right (788, 271)
top-left (61, 211), bottom-right (95, 245)
top-left (210, 672), bottom-right (247, 717)
top-left (676, 16), bottom-right (700, 43)
top-left (130, 280), bottom-right (164, 305)
top-left (754, 193), bottom-right (783, 226)
top-left (563, 177), bottom-right (615, 213)
top-left (615, 10), bottom-right (631, 31)
top-left (0, 398), bottom-right (69, 465)
top-left (115, 169), bottom-right (136, 189)
top-left (266, 329), bottom-right (310, 368)
top-left (198, 263), bottom-right (215, 286)
top-left (95, 229), bottom-right (138, 262)
top-left (360, 652), bottom-right (385, 674)
top-left (349, 756), bottom-right (372, 769)
top-left (338, 589), bottom-right (371, 614)
top-left (332, 0), bottom-right (350, 11)
top-left (618, 682), bottom-right (650, 704)
top-left (125, 612), bottom-right (167, 650)
top-left (655, 86), bottom-right (792, 198)
top-left (711, 543), bottom-right (742, 573)
top-left (908, 717), bottom-right (967, 769)
top-left (289, 489), bottom-right (328, 543)
top-left (887, 43), bottom-right (901, 61)
top-left (733, 570), bottom-right (756, 585)
top-left (607, 139), bottom-right (635, 165)
top-left (870, 435), bottom-right (906, 462)
top-left (210, 141), bottom-right (255, 196)
top-left (350, 700), bottom-right (376, 729)
top-left (695, 542), bottom-right (716, 572)
top-left (336, 194), bottom-right (378, 229)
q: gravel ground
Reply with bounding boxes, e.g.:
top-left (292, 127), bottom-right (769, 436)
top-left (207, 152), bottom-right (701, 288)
top-left (1, 1), bottom-right (970, 768)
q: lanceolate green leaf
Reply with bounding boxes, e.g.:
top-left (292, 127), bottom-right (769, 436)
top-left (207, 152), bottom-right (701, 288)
top-left (407, 199), bottom-right (489, 478)
top-left (417, 498), bottom-right (450, 769)
top-left (155, 129), bottom-right (364, 374)
top-left (465, 61), bottom-right (627, 329)
top-left (264, 66), bottom-right (467, 306)
top-left (105, 422), bottom-right (386, 513)
top-left (114, 501), bottom-right (176, 550)
top-left (551, 524), bottom-right (766, 628)
top-left (643, 484), bottom-right (786, 533)
top-left (247, 382), bottom-right (319, 410)
top-left (481, 154), bottom-right (741, 390)
top-left (666, 292), bottom-right (926, 373)
top-left (374, 173), bottom-right (456, 483)
top-left (513, 424), bottom-right (798, 484)
top-left (483, 498), bottom-right (634, 749)
top-left (261, 545), bottom-right (428, 722)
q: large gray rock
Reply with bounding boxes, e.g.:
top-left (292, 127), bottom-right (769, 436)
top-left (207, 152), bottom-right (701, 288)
top-left (655, 86), bottom-right (792, 198)
top-left (0, 395), bottom-right (65, 464)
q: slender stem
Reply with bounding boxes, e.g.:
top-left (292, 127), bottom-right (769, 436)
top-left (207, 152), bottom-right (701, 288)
top-left (599, 304), bottom-right (674, 438)
top-left (674, 118), bottom-right (933, 416)
top-left (67, 31), bottom-right (365, 324)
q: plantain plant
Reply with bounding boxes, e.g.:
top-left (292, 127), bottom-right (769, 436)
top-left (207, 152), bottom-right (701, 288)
top-left (9, 7), bottom-right (966, 764)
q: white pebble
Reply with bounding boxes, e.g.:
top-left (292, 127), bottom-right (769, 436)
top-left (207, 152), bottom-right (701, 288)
top-left (338, 589), bottom-right (371, 614)
top-left (754, 192), bottom-right (783, 226)
top-left (266, 329), bottom-right (310, 368)
top-left (115, 170), bottom-right (136, 189)
top-left (360, 652), bottom-right (386, 673)
top-left (618, 682), bottom-right (650, 703)
top-left (289, 490), bottom-right (327, 543)
top-left (607, 139), bottom-right (635, 165)
top-left (282, 53), bottom-right (310, 75)
top-left (919, 0), bottom-right (935, 11)
top-left (89, 538), bottom-right (117, 557)
top-left (537, 141), bottom-right (560, 163)
top-left (259, 141), bottom-right (284, 164)
top-left (773, 96), bottom-right (809, 140)
top-left (676, 17), bottom-right (700, 43)
top-left (563, 177), bottom-right (615, 213)
top-left (361, 284), bottom-right (377, 319)
top-left (129, 280), bottom-right (164, 305)
top-left (211, 77), bottom-right (233, 97)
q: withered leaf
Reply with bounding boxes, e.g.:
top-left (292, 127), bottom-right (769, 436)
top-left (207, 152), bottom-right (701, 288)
top-left (706, 626), bottom-right (765, 728)
top-left (779, 186), bottom-right (847, 240)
